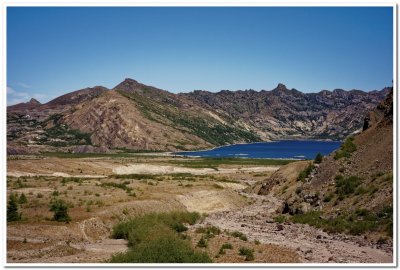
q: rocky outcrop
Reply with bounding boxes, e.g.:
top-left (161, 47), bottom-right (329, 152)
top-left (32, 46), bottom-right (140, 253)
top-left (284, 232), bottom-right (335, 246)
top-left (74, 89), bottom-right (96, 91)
top-left (182, 84), bottom-right (390, 140)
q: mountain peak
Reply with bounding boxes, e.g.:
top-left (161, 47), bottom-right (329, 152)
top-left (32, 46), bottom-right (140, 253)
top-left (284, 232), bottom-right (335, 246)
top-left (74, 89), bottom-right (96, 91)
top-left (28, 98), bottom-right (41, 105)
top-left (271, 83), bottom-right (289, 93)
top-left (275, 83), bottom-right (288, 91)
top-left (113, 78), bottom-right (142, 92)
top-left (123, 78), bottom-right (139, 84)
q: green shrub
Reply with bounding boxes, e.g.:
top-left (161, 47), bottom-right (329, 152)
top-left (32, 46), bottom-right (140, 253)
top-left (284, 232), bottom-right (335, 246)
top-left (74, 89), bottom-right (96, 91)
top-left (18, 193), bottom-right (28, 204)
top-left (231, 231), bottom-right (247, 241)
top-left (7, 193), bottom-right (21, 222)
top-left (335, 175), bottom-right (361, 196)
top-left (101, 181), bottom-right (133, 193)
top-left (274, 215), bottom-right (286, 223)
top-left (49, 199), bottom-right (71, 222)
top-left (221, 243), bottom-right (233, 250)
top-left (314, 153), bottom-right (323, 164)
top-left (196, 237), bottom-right (207, 248)
top-left (291, 209), bottom-right (389, 236)
top-left (110, 231), bottom-right (212, 263)
top-left (110, 211), bottom-right (211, 263)
top-left (239, 247), bottom-right (254, 261)
top-left (334, 137), bottom-right (357, 159)
top-left (323, 193), bottom-right (334, 202)
top-left (297, 163), bottom-right (314, 182)
top-left (195, 225), bottom-right (221, 239)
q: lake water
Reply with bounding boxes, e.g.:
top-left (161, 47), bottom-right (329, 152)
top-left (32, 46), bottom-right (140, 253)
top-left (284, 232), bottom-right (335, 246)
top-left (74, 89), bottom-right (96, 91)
top-left (174, 140), bottom-right (342, 159)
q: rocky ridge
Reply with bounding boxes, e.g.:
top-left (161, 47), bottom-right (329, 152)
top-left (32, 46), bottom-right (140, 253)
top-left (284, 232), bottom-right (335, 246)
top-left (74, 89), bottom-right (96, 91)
top-left (7, 78), bottom-right (390, 153)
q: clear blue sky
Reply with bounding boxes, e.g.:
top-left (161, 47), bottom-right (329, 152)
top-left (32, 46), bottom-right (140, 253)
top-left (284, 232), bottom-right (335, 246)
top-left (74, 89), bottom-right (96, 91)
top-left (7, 7), bottom-right (393, 105)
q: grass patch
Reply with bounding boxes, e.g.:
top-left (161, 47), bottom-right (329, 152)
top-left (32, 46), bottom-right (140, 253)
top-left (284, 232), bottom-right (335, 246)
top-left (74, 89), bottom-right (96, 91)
top-left (100, 181), bottom-right (133, 193)
top-left (167, 158), bottom-right (295, 169)
top-left (239, 247), bottom-right (254, 261)
top-left (334, 137), bottom-right (357, 159)
top-left (291, 209), bottom-right (392, 236)
top-left (195, 225), bottom-right (221, 239)
top-left (110, 211), bottom-right (211, 263)
top-left (335, 175), bottom-right (361, 199)
top-left (297, 163), bottom-right (314, 182)
top-left (230, 231), bottom-right (248, 241)
top-left (273, 215), bottom-right (286, 223)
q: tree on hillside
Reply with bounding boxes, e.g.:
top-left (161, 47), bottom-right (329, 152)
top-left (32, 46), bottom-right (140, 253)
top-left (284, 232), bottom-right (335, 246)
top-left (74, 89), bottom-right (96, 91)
top-left (7, 193), bottom-right (21, 222)
top-left (314, 153), bottom-right (323, 164)
top-left (49, 199), bottom-right (71, 222)
top-left (19, 193), bottom-right (28, 204)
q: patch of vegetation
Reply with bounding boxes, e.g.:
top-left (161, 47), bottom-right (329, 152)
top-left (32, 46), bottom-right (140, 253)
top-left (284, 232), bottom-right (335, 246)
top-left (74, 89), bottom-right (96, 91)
top-left (314, 153), bottom-right (323, 164)
top-left (297, 163), bottom-right (314, 182)
top-left (230, 231), bottom-right (248, 241)
top-left (335, 175), bottom-right (362, 199)
top-left (110, 211), bottom-right (211, 263)
top-left (291, 208), bottom-right (392, 236)
top-left (7, 193), bottom-right (21, 222)
top-left (49, 199), bottom-right (71, 222)
top-left (196, 237), bottom-right (208, 248)
top-left (113, 174), bottom-right (159, 180)
top-left (334, 137), bottom-right (357, 159)
top-left (239, 247), bottom-right (254, 261)
top-left (274, 215), bottom-right (286, 223)
top-left (100, 181), bottom-right (133, 193)
top-left (221, 243), bottom-right (233, 250)
top-left (18, 193), bottom-right (28, 204)
top-left (195, 225), bottom-right (221, 239)
top-left (35, 114), bottom-right (92, 146)
top-left (167, 157), bottom-right (295, 169)
top-left (218, 242), bottom-right (233, 255)
top-left (323, 192), bottom-right (334, 202)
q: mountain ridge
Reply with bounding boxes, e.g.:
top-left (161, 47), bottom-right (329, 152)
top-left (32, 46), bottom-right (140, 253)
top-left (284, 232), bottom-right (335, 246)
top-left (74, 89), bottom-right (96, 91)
top-left (7, 78), bottom-right (390, 153)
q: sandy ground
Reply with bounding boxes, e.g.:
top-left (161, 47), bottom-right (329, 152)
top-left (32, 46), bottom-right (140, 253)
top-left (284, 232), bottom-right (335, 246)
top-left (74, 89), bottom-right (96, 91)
top-left (177, 190), bottom-right (244, 214)
top-left (112, 164), bottom-right (278, 175)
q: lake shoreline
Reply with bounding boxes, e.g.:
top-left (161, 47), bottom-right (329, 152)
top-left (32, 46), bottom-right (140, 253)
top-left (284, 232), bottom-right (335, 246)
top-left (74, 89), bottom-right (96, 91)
top-left (172, 140), bottom-right (342, 159)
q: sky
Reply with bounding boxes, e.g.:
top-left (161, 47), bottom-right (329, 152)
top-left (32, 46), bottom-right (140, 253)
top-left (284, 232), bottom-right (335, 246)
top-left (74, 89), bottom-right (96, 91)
top-left (7, 7), bottom-right (393, 105)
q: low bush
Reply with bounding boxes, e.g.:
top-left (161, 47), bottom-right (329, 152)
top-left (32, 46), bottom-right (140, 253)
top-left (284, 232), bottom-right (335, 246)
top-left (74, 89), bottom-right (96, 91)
top-left (110, 211), bottom-right (211, 263)
top-left (334, 137), bottom-right (357, 159)
top-left (110, 230), bottom-right (211, 263)
top-left (18, 193), bottom-right (28, 204)
top-left (49, 199), bottom-right (71, 222)
top-left (291, 209), bottom-right (391, 236)
top-left (297, 163), bottom-right (314, 182)
top-left (196, 237), bottom-right (207, 248)
top-left (239, 247), bottom-right (254, 261)
top-left (195, 225), bottom-right (221, 239)
top-left (273, 215), bottom-right (286, 223)
top-left (335, 175), bottom-right (361, 197)
top-left (221, 243), bottom-right (233, 250)
top-left (314, 153), bottom-right (323, 164)
top-left (323, 193), bottom-right (334, 202)
top-left (230, 231), bottom-right (247, 241)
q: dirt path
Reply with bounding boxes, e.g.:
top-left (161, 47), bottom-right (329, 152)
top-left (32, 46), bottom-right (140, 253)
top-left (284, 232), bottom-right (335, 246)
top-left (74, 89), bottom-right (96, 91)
top-left (201, 192), bottom-right (393, 263)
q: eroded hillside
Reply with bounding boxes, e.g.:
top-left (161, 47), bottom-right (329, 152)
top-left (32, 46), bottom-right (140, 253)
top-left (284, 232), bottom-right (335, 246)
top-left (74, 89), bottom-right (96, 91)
top-left (259, 88), bottom-right (393, 242)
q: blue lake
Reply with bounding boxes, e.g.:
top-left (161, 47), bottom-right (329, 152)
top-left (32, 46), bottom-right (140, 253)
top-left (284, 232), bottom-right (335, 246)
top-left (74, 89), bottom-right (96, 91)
top-left (174, 140), bottom-right (342, 159)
